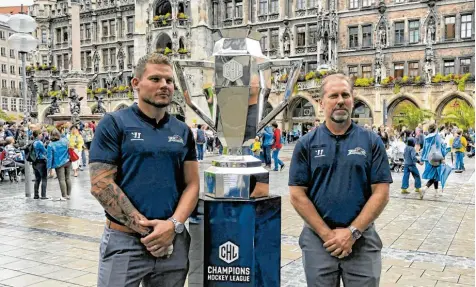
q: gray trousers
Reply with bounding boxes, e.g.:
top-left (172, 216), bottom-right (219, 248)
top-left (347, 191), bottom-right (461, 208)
top-left (299, 224), bottom-right (382, 287)
top-left (97, 226), bottom-right (191, 287)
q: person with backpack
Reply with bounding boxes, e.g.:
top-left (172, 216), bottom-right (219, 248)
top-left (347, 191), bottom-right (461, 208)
top-left (401, 137), bottom-right (423, 194)
top-left (47, 128), bottom-right (72, 201)
top-left (419, 124), bottom-right (447, 199)
top-left (31, 130), bottom-right (48, 199)
top-left (196, 124), bottom-right (206, 161)
top-left (450, 129), bottom-right (467, 173)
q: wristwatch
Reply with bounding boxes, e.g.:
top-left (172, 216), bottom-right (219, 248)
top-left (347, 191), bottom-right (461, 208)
top-left (168, 217), bottom-right (184, 234)
top-left (348, 225), bottom-right (362, 240)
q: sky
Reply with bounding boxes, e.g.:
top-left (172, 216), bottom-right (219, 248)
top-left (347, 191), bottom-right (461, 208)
top-left (0, 0), bottom-right (34, 7)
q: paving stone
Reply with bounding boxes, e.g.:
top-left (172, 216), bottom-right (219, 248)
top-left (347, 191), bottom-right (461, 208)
top-left (458, 275), bottom-right (475, 285)
top-left (396, 275), bottom-right (438, 286)
top-left (422, 270), bottom-right (460, 283)
top-left (411, 262), bottom-right (446, 272)
top-left (0, 274), bottom-right (47, 287)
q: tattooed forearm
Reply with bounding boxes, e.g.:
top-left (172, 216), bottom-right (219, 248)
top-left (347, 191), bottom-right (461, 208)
top-left (90, 162), bottom-right (151, 235)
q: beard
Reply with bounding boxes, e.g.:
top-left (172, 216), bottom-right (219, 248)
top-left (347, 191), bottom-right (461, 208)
top-left (330, 108), bottom-right (350, 124)
top-left (143, 97), bottom-right (170, 108)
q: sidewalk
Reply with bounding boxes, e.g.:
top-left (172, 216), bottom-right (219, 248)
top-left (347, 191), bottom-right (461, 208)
top-left (0, 143), bottom-right (472, 286)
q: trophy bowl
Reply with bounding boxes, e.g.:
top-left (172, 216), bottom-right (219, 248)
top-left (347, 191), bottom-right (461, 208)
top-left (174, 28), bottom-right (302, 199)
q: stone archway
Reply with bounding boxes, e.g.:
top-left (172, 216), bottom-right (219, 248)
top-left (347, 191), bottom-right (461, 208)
top-left (387, 96), bottom-right (420, 127)
top-left (352, 99), bottom-right (373, 126)
top-left (435, 92), bottom-right (474, 119)
top-left (288, 96), bottom-right (316, 135)
top-left (114, 103), bottom-right (129, 111)
top-left (155, 33), bottom-right (172, 52)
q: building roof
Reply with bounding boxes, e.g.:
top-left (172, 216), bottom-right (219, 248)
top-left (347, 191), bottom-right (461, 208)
top-left (0, 6), bottom-right (29, 15)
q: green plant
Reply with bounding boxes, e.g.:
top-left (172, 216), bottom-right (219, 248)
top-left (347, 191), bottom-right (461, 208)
top-left (107, 90), bottom-right (112, 96)
top-left (354, 77), bottom-right (374, 87)
top-left (381, 76), bottom-right (392, 86)
top-left (164, 12), bottom-right (171, 19)
top-left (51, 66), bottom-right (57, 72)
top-left (454, 73), bottom-right (471, 92)
top-left (41, 64), bottom-right (47, 70)
top-left (26, 66), bottom-right (32, 71)
top-left (305, 71), bottom-right (316, 81)
top-left (415, 76), bottom-right (422, 83)
top-left (440, 101), bottom-right (475, 130)
top-left (432, 73), bottom-right (444, 83)
top-left (401, 75), bottom-right (409, 84)
top-left (397, 104), bottom-right (434, 130)
top-left (177, 12), bottom-right (188, 19)
top-left (118, 85), bottom-right (127, 92)
top-left (127, 90), bottom-right (134, 100)
top-left (37, 96), bottom-right (43, 104)
top-left (153, 15), bottom-right (160, 21)
top-left (178, 48), bottom-right (188, 54)
top-left (393, 83), bottom-right (401, 94)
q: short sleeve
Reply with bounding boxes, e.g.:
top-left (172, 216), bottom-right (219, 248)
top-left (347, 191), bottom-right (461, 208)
top-left (184, 128), bottom-right (197, 162)
top-left (288, 139), bottom-right (310, 186)
top-left (89, 114), bottom-right (122, 165)
top-left (370, 136), bottom-right (393, 184)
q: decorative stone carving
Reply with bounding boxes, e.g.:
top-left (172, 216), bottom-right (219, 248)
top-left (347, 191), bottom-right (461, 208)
top-left (47, 96), bottom-right (61, 115)
top-left (375, 0), bottom-right (389, 48)
top-left (94, 94), bottom-right (107, 114)
top-left (424, 46), bottom-right (435, 84)
top-left (92, 47), bottom-right (100, 73)
top-left (117, 44), bottom-right (125, 70)
top-left (68, 88), bottom-right (83, 126)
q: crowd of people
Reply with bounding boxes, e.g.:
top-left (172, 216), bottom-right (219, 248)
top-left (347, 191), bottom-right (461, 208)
top-left (0, 120), bottom-right (96, 200)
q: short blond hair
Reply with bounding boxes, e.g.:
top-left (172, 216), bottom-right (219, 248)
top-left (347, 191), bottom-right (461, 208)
top-left (320, 73), bottom-right (353, 99)
top-left (5, 136), bottom-right (14, 144)
top-left (134, 52), bottom-right (172, 80)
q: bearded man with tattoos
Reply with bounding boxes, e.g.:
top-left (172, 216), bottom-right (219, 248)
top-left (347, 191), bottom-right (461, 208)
top-left (89, 53), bottom-right (199, 287)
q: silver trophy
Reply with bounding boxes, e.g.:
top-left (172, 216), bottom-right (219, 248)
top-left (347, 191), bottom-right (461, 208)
top-left (174, 28), bottom-right (302, 199)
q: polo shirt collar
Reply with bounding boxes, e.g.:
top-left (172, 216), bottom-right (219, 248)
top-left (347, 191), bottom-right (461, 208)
top-left (131, 103), bottom-right (170, 127)
top-left (321, 121), bottom-right (356, 137)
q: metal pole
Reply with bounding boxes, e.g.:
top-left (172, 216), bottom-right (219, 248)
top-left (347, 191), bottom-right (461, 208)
top-left (21, 52), bottom-right (32, 197)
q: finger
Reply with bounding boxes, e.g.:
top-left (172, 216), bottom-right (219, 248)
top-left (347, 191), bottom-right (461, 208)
top-left (144, 236), bottom-right (169, 248)
top-left (147, 244), bottom-right (164, 252)
top-left (331, 248), bottom-right (342, 257)
top-left (151, 248), bottom-right (168, 258)
top-left (139, 219), bottom-right (158, 227)
top-left (338, 251), bottom-right (348, 259)
top-left (323, 239), bottom-right (336, 248)
top-left (325, 244), bottom-right (338, 252)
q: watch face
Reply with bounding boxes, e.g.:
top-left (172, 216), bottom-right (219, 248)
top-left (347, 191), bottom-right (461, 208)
top-left (353, 230), bottom-right (362, 240)
top-left (175, 223), bottom-right (184, 234)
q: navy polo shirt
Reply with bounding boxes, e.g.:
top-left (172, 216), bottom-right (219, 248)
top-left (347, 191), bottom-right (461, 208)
top-left (89, 103), bottom-right (197, 223)
top-left (288, 122), bottom-right (392, 229)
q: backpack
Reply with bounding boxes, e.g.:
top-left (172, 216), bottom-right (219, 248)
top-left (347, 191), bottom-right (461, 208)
top-left (196, 129), bottom-right (206, 144)
top-left (25, 141), bottom-right (38, 163)
top-left (452, 136), bottom-right (462, 149)
top-left (428, 137), bottom-right (444, 167)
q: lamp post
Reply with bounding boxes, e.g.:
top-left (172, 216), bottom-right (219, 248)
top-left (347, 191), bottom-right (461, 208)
top-left (7, 10), bottom-right (38, 198)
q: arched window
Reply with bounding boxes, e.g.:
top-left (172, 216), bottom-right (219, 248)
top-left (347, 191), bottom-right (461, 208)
top-left (292, 98), bottom-right (315, 118)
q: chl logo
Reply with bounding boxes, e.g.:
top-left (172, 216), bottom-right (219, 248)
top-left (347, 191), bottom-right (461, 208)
top-left (219, 241), bottom-right (239, 264)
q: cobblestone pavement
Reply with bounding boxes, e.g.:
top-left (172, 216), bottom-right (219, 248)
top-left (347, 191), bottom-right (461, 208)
top-left (0, 143), bottom-right (473, 286)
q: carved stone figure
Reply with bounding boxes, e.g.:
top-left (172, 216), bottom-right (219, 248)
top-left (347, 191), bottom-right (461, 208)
top-left (377, 24), bottom-right (387, 48)
top-left (375, 66), bottom-right (382, 84)
top-left (424, 61), bottom-right (433, 84)
top-left (94, 95), bottom-right (106, 114)
top-left (105, 72), bottom-right (115, 90)
top-left (117, 47), bottom-right (124, 70)
top-left (48, 96), bottom-right (60, 115)
top-left (92, 49), bottom-right (100, 73)
top-left (427, 17), bottom-right (436, 44)
top-left (68, 88), bottom-right (83, 125)
top-left (283, 33), bottom-right (290, 52)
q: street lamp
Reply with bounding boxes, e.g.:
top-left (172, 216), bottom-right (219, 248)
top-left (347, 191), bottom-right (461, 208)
top-left (7, 10), bottom-right (38, 198)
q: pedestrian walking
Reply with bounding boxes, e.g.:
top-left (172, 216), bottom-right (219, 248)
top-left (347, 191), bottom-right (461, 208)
top-left (271, 122), bottom-right (285, 171)
top-left (47, 129), bottom-right (72, 201)
top-left (401, 137), bottom-right (423, 194)
top-left (89, 52), bottom-right (199, 287)
top-left (69, 126), bottom-right (84, 177)
top-left (288, 73), bottom-right (392, 287)
top-left (450, 129), bottom-right (467, 173)
top-left (419, 124), bottom-right (447, 199)
top-left (32, 130), bottom-right (49, 199)
top-left (196, 124), bottom-right (206, 161)
top-left (251, 136), bottom-right (261, 159)
top-left (261, 125), bottom-right (274, 168)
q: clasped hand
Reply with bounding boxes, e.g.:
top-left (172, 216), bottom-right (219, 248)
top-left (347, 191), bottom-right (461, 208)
top-left (322, 228), bottom-right (355, 259)
top-left (139, 219), bottom-right (175, 258)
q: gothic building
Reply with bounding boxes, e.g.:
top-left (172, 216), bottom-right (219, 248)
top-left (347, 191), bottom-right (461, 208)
top-left (30, 0), bottom-right (474, 130)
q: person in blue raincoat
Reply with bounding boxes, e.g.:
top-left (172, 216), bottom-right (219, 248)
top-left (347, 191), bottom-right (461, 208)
top-left (419, 123), bottom-right (449, 199)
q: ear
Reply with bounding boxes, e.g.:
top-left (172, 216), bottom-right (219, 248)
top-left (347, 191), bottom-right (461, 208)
top-left (131, 77), bottom-right (139, 91)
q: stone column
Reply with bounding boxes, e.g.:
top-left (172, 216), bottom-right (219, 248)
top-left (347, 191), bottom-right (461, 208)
top-left (65, 0), bottom-right (91, 115)
top-left (134, 0), bottom-right (149, 60)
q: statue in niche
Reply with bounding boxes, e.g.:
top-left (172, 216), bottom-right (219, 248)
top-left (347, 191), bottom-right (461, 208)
top-left (375, 65), bottom-right (382, 84)
top-left (155, 0), bottom-right (171, 16)
top-left (330, 11), bottom-right (338, 38)
top-left (283, 33), bottom-right (290, 52)
top-left (424, 60), bottom-right (434, 84)
top-left (321, 41), bottom-right (329, 63)
top-left (117, 48), bottom-right (124, 70)
top-left (105, 71), bottom-right (115, 90)
top-left (377, 23), bottom-right (387, 48)
top-left (427, 17), bottom-right (436, 44)
top-left (94, 95), bottom-right (106, 114)
top-left (92, 49), bottom-right (100, 73)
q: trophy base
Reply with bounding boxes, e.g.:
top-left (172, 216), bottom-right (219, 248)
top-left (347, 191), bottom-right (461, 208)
top-left (188, 195), bottom-right (281, 286)
top-left (204, 155), bottom-right (269, 200)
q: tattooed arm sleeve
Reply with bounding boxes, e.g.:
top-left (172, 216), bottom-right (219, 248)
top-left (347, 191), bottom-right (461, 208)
top-left (90, 162), bottom-right (151, 236)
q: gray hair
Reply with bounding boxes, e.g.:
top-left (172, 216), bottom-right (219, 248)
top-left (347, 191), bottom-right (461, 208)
top-left (319, 73), bottom-right (353, 99)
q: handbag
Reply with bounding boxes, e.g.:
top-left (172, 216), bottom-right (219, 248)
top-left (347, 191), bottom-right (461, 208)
top-left (428, 136), bottom-right (443, 167)
top-left (68, 148), bottom-right (79, 162)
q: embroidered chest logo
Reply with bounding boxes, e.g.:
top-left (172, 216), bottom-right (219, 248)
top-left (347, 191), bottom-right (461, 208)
top-left (168, 135), bottom-right (184, 144)
top-left (130, 132), bottom-right (143, 141)
top-left (348, 147), bottom-right (366, 157)
top-left (314, 149), bottom-right (325, 158)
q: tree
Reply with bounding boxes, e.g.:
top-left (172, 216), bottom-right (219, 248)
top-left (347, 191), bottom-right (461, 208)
top-left (440, 101), bottom-right (475, 130)
top-left (395, 103), bottom-right (433, 130)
